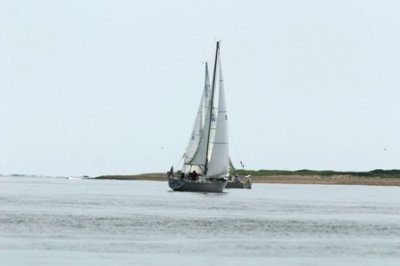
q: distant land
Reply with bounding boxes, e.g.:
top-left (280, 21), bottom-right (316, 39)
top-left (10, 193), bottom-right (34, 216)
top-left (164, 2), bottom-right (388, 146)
top-left (95, 169), bottom-right (400, 186)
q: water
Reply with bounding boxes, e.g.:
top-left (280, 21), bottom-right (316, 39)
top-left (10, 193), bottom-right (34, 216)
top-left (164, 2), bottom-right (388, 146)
top-left (1, 176), bottom-right (400, 265)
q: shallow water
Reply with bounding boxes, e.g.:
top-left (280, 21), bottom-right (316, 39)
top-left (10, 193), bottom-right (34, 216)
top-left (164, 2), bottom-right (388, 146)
top-left (1, 176), bottom-right (400, 265)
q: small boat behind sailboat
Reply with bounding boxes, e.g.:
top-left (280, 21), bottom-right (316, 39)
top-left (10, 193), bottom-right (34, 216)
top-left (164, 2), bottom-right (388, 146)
top-left (226, 175), bottom-right (252, 189)
top-left (168, 42), bottom-right (229, 193)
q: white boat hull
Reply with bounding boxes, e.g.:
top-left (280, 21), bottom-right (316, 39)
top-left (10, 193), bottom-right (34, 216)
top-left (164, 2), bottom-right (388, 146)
top-left (168, 178), bottom-right (227, 193)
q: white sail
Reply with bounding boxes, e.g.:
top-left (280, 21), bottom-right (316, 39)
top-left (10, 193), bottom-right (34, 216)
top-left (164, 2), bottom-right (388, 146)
top-left (202, 63), bottom-right (212, 125)
top-left (185, 63), bottom-right (212, 174)
top-left (207, 55), bottom-right (229, 177)
top-left (184, 64), bottom-right (211, 164)
top-left (207, 106), bottom-right (217, 160)
top-left (184, 93), bottom-right (204, 164)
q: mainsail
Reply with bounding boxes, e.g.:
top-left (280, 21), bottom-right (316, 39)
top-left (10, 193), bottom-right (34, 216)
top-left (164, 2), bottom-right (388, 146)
top-left (207, 53), bottom-right (229, 177)
top-left (185, 63), bottom-right (212, 173)
top-left (184, 64), bottom-right (210, 163)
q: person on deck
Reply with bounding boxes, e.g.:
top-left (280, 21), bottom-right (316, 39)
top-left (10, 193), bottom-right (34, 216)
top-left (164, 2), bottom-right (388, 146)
top-left (191, 170), bottom-right (198, 181)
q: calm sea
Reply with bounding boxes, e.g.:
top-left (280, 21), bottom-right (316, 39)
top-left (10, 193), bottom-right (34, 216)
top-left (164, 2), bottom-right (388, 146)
top-left (1, 175), bottom-right (399, 266)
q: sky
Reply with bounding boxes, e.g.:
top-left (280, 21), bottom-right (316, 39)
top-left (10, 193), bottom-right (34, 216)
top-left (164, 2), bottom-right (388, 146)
top-left (1, 0), bottom-right (399, 176)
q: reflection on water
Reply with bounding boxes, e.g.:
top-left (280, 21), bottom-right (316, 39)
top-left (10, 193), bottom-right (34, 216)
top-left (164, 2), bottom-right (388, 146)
top-left (1, 176), bottom-right (400, 265)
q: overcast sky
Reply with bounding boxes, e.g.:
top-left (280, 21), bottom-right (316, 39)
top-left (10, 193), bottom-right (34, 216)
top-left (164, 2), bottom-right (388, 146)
top-left (1, 0), bottom-right (399, 176)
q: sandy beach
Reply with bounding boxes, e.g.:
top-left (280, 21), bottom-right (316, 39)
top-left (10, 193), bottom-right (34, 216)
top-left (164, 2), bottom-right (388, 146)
top-left (95, 173), bottom-right (400, 186)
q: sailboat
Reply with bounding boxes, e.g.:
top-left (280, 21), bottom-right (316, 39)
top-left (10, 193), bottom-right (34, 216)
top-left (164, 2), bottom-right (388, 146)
top-left (168, 42), bottom-right (229, 192)
top-left (226, 174), bottom-right (252, 189)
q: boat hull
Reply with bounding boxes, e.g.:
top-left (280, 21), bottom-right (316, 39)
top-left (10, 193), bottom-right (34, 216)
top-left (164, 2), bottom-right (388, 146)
top-left (168, 178), bottom-right (227, 193)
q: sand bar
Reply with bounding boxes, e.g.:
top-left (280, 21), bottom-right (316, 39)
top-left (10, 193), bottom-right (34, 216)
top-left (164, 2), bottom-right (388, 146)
top-left (95, 173), bottom-right (400, 186)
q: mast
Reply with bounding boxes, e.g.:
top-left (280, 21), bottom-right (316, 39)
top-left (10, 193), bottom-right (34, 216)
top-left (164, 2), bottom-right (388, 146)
top-left (204, 41), bottom-right (220, 174)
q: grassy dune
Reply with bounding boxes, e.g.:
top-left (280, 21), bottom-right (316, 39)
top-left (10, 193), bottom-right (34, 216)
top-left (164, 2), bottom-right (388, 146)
top-left (231, 169), bottom-right (400, 186)
top-left (95, 173), bottom-right (165, 181)
top-left (95, 169), bottom-right (400, 186)
top-left (232, 169), bottom-right (400, 178)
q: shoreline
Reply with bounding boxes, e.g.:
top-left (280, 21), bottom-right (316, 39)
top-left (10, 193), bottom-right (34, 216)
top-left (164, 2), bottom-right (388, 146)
top-left (95, 173), bottom-right (400, 186)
